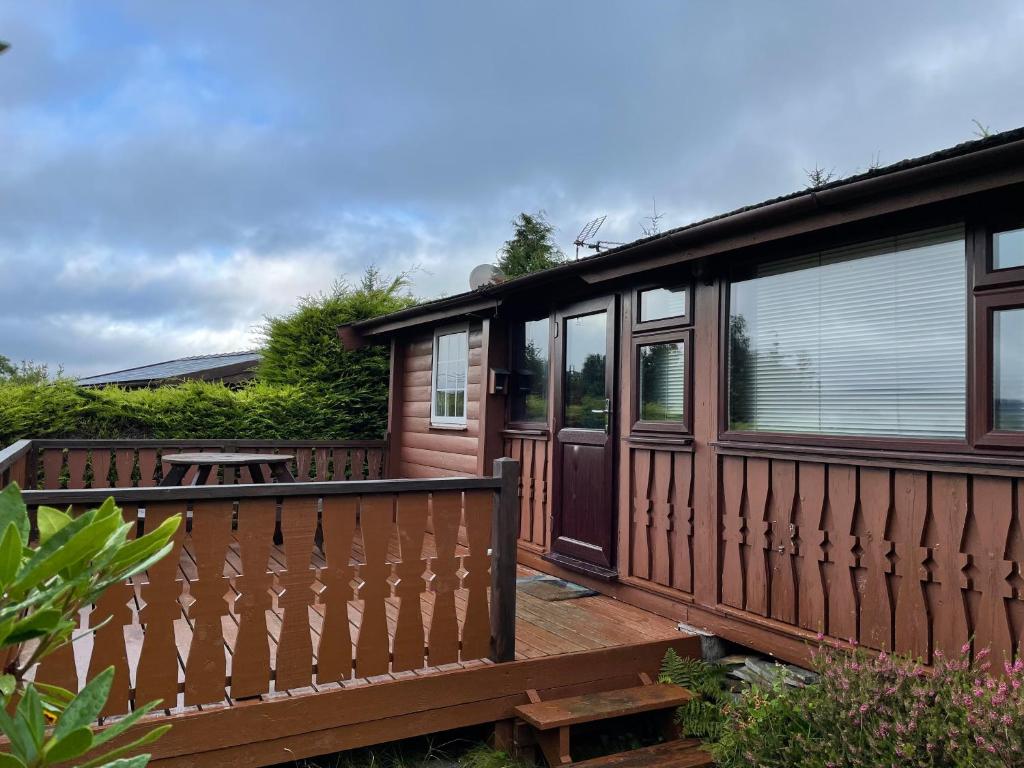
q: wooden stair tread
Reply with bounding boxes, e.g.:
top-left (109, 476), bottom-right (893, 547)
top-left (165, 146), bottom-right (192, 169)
top-left (513, 683), bottom-right (693, 730)
top-left (568, 739), bottom-right (712, 768)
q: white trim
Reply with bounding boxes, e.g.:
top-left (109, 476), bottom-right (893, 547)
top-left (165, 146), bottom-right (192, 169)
top-left (430, 324), bottom-right (470, 426)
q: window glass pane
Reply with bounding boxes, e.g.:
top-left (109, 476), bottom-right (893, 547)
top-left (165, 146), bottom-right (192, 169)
top-left (639, 287), bottom-right (687, 322)
top-left (564, 312), bottom-right (607, 429)
top-left (432, 330), bottom-right (468, 423)
top-left (994, 227), bottom-right (1024, 271)
top-left (728, 226), bottom-right (966, 438)
top-left (995, 308), bottom-right (1024, 431)
top-left (511, 319), bottom-right (550, 422)
top-left (639, 342), bottom-right (685, 421)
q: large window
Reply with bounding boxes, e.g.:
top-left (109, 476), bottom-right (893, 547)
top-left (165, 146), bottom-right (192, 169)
top-left (994, 308), bottom-right (1024, 431)
top-left (430, 328), bottom-right (468, 426)
top-left (727, 226), bottom-right (967, 439)
top-left (510, 318), bottom-right (550, 423)
top-left (639, 340), bottom-right (686, 422)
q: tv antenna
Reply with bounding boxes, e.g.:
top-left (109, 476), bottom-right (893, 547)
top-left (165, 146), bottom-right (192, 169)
top-left (573, 215), bottom-right (623, 259)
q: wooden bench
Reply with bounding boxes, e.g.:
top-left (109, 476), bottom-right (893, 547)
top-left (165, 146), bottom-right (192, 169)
top-left (513, 676), bottom-right (694, 766)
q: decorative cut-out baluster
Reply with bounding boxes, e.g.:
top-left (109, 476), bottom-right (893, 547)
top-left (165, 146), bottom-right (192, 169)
top-left (745, 458), bottom-right (770, 616)
top-left (796, 463), bottom-right (826, 633)
top-left (859, 468), bottom-right (893, 649)
top-left (670, 451), bottom-right (693, 593)
top-left (137, 449), bottom-right (157, 486)
top-left (769, 461), bottom-right (797, 624)
top-left (274, 497), bottom-right (318, 690)
top-left (827, 465), bottom-right (859, 641)
top-left (230, 498), bottom-right (276, 698)
top-left (392, 493), bottom-right (428, 671)
top-left (892, 471), bottom-right (929, 658)
top-left (35, 630), bottom-right (78, 693)
top-left (88, 503), bottom-right (136, 715)
top-left (367, 449), bottom-right (383, 480)
top-left (67, 450), bottom-right (88, 490)
top-left (355, 495), bottom-right (393, 677)
top-left (535, 441), bottom-right (549, 548)
top-left (720, 455), bottom-right (745, 609)
top-left (428, 491), bottom-right (461, 666)
top-left (930, 474), bottom-right (969, 658)
top-left (136, 502), bottom-right (186, 707)
top-left (461, 489), bottom-right (492, 660)
top-left (631, 450), bottom-right (652, 580)
top-left (650, 451), bottom-right (673, 587)
top-left (970, 477), bottom-right (1014, 662)
top-left (42, 449), bottom-right (64, 490)
top-left (314, 447), bottom-right (330, 481)
top-left (317, 497), bottom-right (356, 682)
top-left (184, 500), bottom-right (232, 706)
top-left (352, 449), bottom-right (367, 480)
top-left (294, 449), bottom-right (312, 482)
top-left (114, 449), bottom-right (135, 488)
top-left (90, 449), bottom-right (112, 489)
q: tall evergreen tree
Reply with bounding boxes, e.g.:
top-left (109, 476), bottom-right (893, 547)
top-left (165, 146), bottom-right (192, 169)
top-left (496, 212), bottom-right (565, 278)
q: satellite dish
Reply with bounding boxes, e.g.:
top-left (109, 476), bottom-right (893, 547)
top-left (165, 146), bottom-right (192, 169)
top-left (469, 263), bottom-right (505, 290)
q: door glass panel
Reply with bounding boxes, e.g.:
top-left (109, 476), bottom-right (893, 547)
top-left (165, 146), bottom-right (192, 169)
top-left (564, 311), bottom-right (607, 429)
top-left (995, 307), bottom-right (1024, 431)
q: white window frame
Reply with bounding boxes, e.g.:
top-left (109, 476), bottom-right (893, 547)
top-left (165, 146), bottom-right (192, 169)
top-left (430, 324), bottom-right (470, 427)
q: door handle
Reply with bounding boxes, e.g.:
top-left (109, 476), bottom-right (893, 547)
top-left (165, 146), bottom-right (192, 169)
top-left (590, 398), bottom-right (612, 433)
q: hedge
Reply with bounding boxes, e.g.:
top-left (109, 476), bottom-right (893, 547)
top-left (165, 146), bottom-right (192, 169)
top-left (0, 378), bottom-right (390, 445)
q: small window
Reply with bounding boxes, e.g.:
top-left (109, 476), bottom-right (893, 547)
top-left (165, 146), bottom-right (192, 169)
top-left (639, 341), bottom-right (686, 422)
top-left (431, 328), bottom-right (468, 425)
top-left (510, 318), bottom-right (550, 423)
top-left (994, 307), bottom-right (1024, 431)
top-left (639, 287), bottom-right (687, 322)
top-left (994, 227), bottom-right (1024, 271)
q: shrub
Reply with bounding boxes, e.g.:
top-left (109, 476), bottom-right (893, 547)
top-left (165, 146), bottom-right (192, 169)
top-left (658, 649), bottom-right (728, 740)
top-left (0, 483), bottom-right (181, 767)
top-left (712, 643), bottom-right (1024, 768)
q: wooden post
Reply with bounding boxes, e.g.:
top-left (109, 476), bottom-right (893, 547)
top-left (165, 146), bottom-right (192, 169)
top-left (490, 457), bottom-right (520, 663)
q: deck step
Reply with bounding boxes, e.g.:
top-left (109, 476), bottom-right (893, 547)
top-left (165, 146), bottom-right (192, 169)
top-left (514, 683), bottom-right (693, 730)
top-left (568, 739), bottom-right (712, 768)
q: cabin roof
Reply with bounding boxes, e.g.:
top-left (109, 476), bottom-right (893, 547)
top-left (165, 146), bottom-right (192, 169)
top-left (76, 350), bottom-right (262, 387)
top-left (351, 125), bottom-right (1024, 337)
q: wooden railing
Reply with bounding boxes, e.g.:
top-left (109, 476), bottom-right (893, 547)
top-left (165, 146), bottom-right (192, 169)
top-left (0, 439), bottom-right (389, 489)
top-left (19, 459), bottom-right (520, 718)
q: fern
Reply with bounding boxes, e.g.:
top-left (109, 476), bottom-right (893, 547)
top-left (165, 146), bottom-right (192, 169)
top-left (659, 649), bottom-right (729, 742)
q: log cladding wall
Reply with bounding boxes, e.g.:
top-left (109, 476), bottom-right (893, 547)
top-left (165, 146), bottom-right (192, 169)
top-left (625, 446), bottom-right (695, 594)
top-left (717, 452), bottom-right (1024, 663)
top-left (503, 434), bottom-right (550, 551)
top-left (395, 323), bottom-right (483, 478)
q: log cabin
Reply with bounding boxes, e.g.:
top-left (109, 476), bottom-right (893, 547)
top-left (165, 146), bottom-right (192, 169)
top-left (343, 126), bottom-right (1024, 666)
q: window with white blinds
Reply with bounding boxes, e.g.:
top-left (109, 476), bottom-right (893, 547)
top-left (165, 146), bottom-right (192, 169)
top-left (431, 328), bottom-right (468, 425)
top-left (728, 226), bottom-right (966, 439)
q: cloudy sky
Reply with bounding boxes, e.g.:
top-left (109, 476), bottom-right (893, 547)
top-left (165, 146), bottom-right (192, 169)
top-left (1, 1), bottom-right (1023, 377)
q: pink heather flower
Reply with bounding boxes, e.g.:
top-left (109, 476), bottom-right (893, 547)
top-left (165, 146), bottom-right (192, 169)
top-left (977, 647), bottom-right (991, 659)
top-left (962, 642), bottom-right (972, 654)
top-left (816, 631), bottom-right (824, 641)
top-left (859, 703), bottom-right (868, 713)
top-left (934, 649), bottom-right (944, 659)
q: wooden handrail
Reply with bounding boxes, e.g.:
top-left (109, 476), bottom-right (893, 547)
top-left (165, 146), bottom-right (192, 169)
top-left (21, 475), bottom-right (501, 505)
top-left (0, 439), bottom-right (32, 488)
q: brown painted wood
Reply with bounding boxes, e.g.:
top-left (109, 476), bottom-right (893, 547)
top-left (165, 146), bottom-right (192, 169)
top-left (230, 498), bottom-right (276, 698)
top-left (566, 739), bottom-right (711, 768)
top-left (720, 455), bottom-right (745, 609)
top-left (649, 452), bottom-right (673, 587)
top-left (316, 496), bottom-right (357, 682)
top-left (461, 489), bottom-right (493, 660)
top-left (355, 494), bottom-right (394, 677)
top-left (795, 463), bottom-right (826, 633)
top-left (491, 458), bottom-right (520, 662)
top-left (428, 491), bottom-right (462, 665)
top-left (514, 683), bottom-right (692, 730)
top-left (138, 448), bottom-right (158, 486)
top-left (827, 464), bottom-right (859, 641)
top-left (670, 452), bottom-right (693, 593)
top-left (630, 450), bottom-right (652, 580)
top-left (891, 471), bottom-right (930, 658)
top-left (42, 448), bottom-right (63, 490)
top-left (88, 503), bottom-right (135, 715)
top-left (392, 492), bottom-right (429, 671)
top-left (929, 473), bottom-right (970, 659)
top-left (136, 502), bottom-right (186, 708)
top-left (858, 468), bottom-right (893, 649)
top-left (114, 449), bottom-right (134, 487)
top-left (184, 499), bottom-right (233, 705)
top-left (744, 458), bottom-right (770, 616)
top-left (90, 448), bottom-right (112, 489)
top-left (969, 476), bottom-right (1014, 662)
top-left (768, 460), bottom-right (796, 624)
top-left (275, 496), bottom-right (318, 690)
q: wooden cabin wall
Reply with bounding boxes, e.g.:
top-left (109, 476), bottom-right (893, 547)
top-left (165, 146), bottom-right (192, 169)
top-left (390, 322), bottom-right (484, 478)
top-left (507, 272), bottom-right (1024, 668)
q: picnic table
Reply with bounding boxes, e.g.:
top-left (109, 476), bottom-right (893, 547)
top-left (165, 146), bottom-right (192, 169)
top-left (159, 452), bottom-right (296, 486)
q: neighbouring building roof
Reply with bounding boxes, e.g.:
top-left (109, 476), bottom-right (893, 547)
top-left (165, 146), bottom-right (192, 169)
top-left (350, 125), bottom-right (1024, 337)
top-left (76, 351), bottom-right (262, 388)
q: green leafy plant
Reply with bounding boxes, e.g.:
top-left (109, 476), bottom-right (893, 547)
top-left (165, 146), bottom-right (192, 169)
top-left (496, 212), bottom-right (564, 278)
top-left (0, 483), bottom-right (181, 767)
top-left (658, 649), bottom-right (729, 740)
